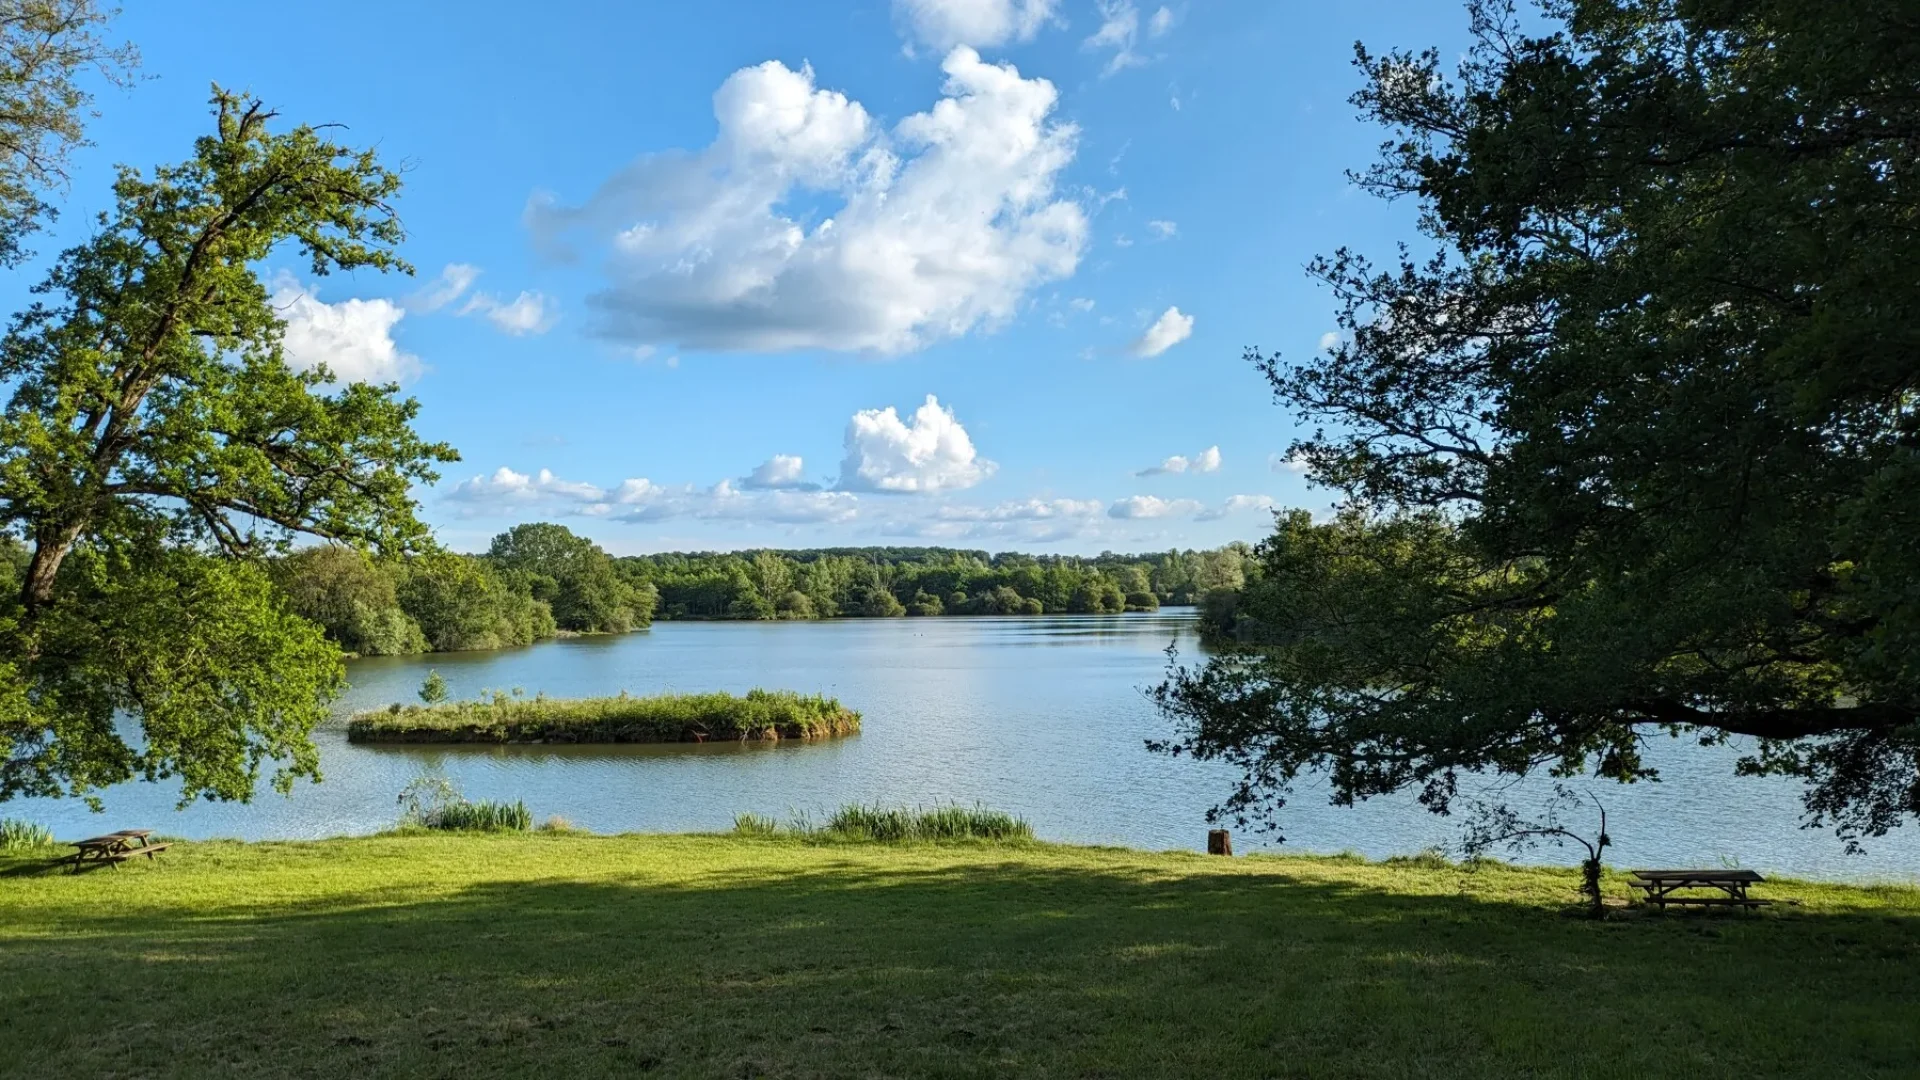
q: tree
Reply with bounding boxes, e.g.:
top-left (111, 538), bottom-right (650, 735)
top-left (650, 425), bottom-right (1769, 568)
top-left (487, 522), bottom-right (634, 633)
top-left (396, 554), bottom-right (551, 653)
top-left (0, 0), bottom-right (138, 265)
top-left (418, 670), bottom-right (447, 705)
top-left (1153, 1), bottom-right (1920, 848)
top-left (271, 546), bottom-right (426, 656)
top-left (0, 90), bottom-right (456, 805)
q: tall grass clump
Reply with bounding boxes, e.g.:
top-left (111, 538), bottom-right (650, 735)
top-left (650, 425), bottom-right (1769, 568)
top-left (395, 776), bottom-right (531, 832)
top-left (0, 818), bottom-right (56, 852)
top-left (738, 804), bottom-right (1033, 843)
top-left (350, 688), bottom-right (860, 745)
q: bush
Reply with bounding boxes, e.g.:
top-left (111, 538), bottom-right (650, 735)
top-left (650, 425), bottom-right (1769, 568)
top-left (351, 688), bottom-right (861, 744)
top-left (0, 818), bottom-right (55, 852)
top-left (434, 799), bottom-right (532, 832)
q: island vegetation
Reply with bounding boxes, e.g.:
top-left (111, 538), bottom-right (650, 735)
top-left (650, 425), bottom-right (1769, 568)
top-left (348, 689), bottom-right (861, 744)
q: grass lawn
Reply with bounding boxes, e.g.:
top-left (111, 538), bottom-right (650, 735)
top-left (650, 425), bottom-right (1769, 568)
top-left (2, 834), bottom-right (1917, 1078)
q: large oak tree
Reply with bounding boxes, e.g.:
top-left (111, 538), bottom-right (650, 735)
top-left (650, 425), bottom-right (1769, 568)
top-left (0, 90), bottom-right (455, 805)
top-left (1154, 0), bottom-right (1920, 848)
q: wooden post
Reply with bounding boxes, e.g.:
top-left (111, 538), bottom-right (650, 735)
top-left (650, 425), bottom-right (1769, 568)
top-left (1207, 829), bottom-right (1232, 856)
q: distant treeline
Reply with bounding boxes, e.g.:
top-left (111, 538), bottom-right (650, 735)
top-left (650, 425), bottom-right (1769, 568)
top-left (622, 545), bottom-right (1250, 620)
top-left (269, 523), bottom-right (1252, 656)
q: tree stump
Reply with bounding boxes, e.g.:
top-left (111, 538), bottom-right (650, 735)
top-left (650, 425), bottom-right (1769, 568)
top-left (1207, 829), bottom-right (1232, 856)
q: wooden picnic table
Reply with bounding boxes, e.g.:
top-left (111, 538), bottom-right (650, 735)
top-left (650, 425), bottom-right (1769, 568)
top-left (64, 829), bottom-right (169, 873)
top-left (1628, 868), bottom-right (1767, 910)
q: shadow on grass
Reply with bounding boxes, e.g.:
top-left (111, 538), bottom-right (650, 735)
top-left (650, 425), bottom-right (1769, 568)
top-left (2, 851), bottom-right (1917, 1079)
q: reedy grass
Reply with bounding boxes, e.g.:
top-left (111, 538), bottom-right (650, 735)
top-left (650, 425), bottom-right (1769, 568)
top-left (732, 803), bottom-right (1034, 843)
top-left (0, 818), bottom-right (55, 852)
top-left (430, 799), bottom-right (533, 832)
top-left (348, 688), bottom-right (859, 744)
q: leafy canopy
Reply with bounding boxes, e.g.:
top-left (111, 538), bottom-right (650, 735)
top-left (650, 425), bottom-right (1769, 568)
top-left (0, 89), bottom-right (457, 805)
top-left (1155, 0), bottom-right (1920, 847)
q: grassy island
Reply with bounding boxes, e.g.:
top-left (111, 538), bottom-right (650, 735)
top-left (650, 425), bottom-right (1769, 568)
top-left (0, 833), bottom-right (1915, 1077)
top-left (347, 689), bottom-right (859, 744)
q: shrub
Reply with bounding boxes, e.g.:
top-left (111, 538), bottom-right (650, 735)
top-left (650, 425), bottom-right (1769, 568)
top-left (0, 818), bottom-right (56, 852)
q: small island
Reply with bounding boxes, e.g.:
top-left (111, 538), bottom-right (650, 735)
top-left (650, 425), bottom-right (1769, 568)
top-left (346, 689), bottom-right (860, 745)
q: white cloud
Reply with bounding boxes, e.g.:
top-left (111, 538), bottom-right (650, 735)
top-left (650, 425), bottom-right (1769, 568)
top-left (936, 497), bottom-right (1105, 522)
top-left (741, 454), bottom-right (818, 491)
top-left (1147, 5), bottom-right (1175, 37)
top-left (893, 0), bottom-right (1057, 51)
top-left (1318, 330), bottom-right (1341, 351)
top-left (447, 467), bottom-right (606, 506)
top-left (1130, 305), bottom-right (1194, 357)
top-left (839, 394), bottom-right (995, 493)
top-left (1146, 219), bottom-right (1178, 239)
top-left (273, 276), bottom-right (423, 385)
top-left (1109, 494), bottom-right (1203, 519)
top-left (1085, 0), bottom-right (1145, 74)
top-left (529, 47), bottom-right (1085, 356)
top-left (1136, 444), bottom-right (1220, 476)
top-left (1270, 451), bottom-right (1310, 473)
top-left (1069, 297), bottom-right (1096, 312)
top-left (461, 290), bottom-right (558, 336)
top-left (411, 263), bottom-right (481, 312)
top-left (446, 467), bottom-right (858, 526)
top-left (1197, 493), bottom-right (1277, 521)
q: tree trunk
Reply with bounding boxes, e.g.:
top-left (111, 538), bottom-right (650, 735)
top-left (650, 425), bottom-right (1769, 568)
top-left (21, 519), bottom-right (85, 615)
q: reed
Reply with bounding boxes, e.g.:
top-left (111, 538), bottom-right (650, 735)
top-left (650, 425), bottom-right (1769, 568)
top-left (0, 818), bottom-right (55, 852)
top-left (731, 804), bottom-right (1033, 844)
top-left (348, 688), bottom-right (861, 744)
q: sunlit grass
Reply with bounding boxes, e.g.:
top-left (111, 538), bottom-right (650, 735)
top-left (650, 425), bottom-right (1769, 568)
top-left (348, 688), bottom-right (860, 744)
top-left (0, 833), bottom-right (1914, 1078)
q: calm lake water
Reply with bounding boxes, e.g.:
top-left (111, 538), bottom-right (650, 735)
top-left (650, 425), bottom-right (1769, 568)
top-left (15, 612), bottom-right (1919, 882)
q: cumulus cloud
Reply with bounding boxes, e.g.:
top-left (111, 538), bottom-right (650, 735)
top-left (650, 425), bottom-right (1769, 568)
top-left (461, 290), bottom-right (558, 336)
top-left (1136, 444), bottom-right (1221, 476)
top-left (1148, 5), bottom-right (1175, 37)
top-left (1318, 330), bottom-right (1341, 351)
top-left (1270, 451), bottom-right (1310, 473)
top-left (1108, 494), bottom-right (1204, 519)
top-left (1146, 219), bottom-right (1177, 239)
top-left (273, 276), bottom-right (423, 385)
top-left (1196, 493), bottom-right (1277, 521)
top-left (1130, 305), bottom-right (1194, 357)
top-left (936, 497), bottom-right (1105, 522)
top-left (447, 466), bottom-right (605, 505)
top-left (529, 47), bottom-right (1085, 356)
top-left (838, 395), bottom-right (995, 493)
top-left (446, 467), bottom-right (858, 526)
top-left (893, 0), bottom-right (1057, 51)
top-left (411, 263), bottom-right (481, 312)
top-left (1085, 0), bottom-right (1146, 74)
top-left (740, 454), bottom-right (819, 491)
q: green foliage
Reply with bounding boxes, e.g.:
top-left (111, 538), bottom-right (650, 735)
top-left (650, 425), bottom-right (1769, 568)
top-left (1159, 1), bottom-right (1920, 846)
top-left (731, 812), bottom-right (779, 837)
top-left (0, 1), bottom-right (138, 266)
top-left (270, 546), bottom-right (428, 656)
top-left (418, 670), bottom-right (447, 705)
top-left (393, 553), bottom-right (553, 653)
top-left (488, 522), bottom-right (648, 633)
top-left (0, 817), bottom-right (54, 851)
top-left (349, 689), bottom-right (861, 744)
top-left (0, 91), bottom-right (455, 806)
top-left (627, 544), bottom-right (1248, 622)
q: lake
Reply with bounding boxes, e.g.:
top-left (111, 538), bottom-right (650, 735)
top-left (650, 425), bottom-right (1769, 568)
top-left (14, 612), bottom-right (1919, 881)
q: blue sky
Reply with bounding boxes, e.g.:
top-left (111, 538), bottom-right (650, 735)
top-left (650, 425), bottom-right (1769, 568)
top-left (15, 0), bottom-right (1474, 555)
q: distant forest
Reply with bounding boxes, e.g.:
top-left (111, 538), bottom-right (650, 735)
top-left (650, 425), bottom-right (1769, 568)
top-left (261, 523), bottom-right (1251, 657)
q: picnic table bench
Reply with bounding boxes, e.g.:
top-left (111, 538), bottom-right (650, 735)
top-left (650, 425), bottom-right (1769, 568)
top-left (1628, 869), bottom-right (1768, 910)
top-left (62, 830), bottom-right (169, 873)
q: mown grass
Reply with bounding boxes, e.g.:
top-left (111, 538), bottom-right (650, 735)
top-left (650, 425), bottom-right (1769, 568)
top-left (0, 834), bottom-right (1916, 1078)
top-left (347, 688), bottom-right (860, 744)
